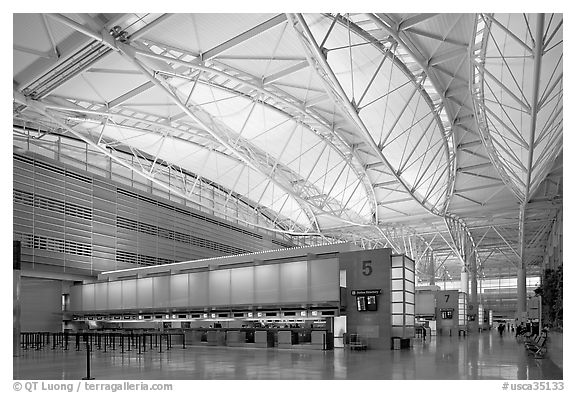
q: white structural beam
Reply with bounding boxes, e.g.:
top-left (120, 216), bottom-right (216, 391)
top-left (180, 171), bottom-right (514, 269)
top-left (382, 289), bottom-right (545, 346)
top-left (201, 14), bottom-right (288, 60)
top-left (263, 61), bottom-right (309, 85)
top-left (128, 41), bottom-right (378, 225)
top-left (399, 14), bottom-right (440, 30)
top-left (524, 14), bottom-right (545, 203)
top-left (518, 14), bottom-right (545, 315)
top-left (366, 13), bottom-right (479, 270)
top-left (108, 81), bottom-right (155, 108)
top-left (287, 13), bottom-right (450, 218)
top-left (33, 16), bottom-right (383, 231)
top-left (118, 49), bottom-right (325, 231)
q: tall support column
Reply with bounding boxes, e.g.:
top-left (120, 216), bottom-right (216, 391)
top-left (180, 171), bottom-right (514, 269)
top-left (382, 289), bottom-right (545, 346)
top-left (468, 251), bottom-right (479, 333)
top-left (13, 241), bottom-right (22, 357)
top-left (460, 266), bottom-right (469, 294)
top-left (428, 250), bottom-right (435, 286)
top-left (518, 13), bottom-right (544, 322)
top-left (517, 205), bottom-right (528, 321)
top-left (517, 266), bottom-right (527, 320)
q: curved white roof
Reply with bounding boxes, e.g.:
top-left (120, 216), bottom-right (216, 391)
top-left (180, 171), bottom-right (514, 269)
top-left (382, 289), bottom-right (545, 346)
top-left (13, 13), bottom-right (563, 281)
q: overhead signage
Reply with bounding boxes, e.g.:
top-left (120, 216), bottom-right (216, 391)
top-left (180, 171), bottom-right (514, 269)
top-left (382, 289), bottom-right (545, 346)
top-left (351, 289), bottom-right (382, 296)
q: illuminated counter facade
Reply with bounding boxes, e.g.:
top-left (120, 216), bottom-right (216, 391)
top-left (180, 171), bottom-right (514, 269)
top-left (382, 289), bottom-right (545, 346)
top-left (69, 244), bottom-right (415, 350)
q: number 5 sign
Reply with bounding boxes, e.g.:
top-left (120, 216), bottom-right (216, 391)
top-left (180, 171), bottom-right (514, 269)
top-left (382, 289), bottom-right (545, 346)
top-left (362, 260), bottom-right (372, 276)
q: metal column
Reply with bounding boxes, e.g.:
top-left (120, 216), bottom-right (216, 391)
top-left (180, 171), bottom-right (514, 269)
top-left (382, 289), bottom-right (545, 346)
top-left (13, 241), bottom-right (22, 357)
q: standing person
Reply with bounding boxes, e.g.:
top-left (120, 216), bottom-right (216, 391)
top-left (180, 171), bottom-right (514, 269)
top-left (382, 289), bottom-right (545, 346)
top-left (498, 323), bottom-right (504, 336)
top-left (422, 325), bottom-right (427, 341)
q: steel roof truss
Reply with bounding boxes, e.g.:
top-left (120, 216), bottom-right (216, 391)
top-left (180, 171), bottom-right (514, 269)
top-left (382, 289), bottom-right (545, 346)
top-left (399, 14), bottom-right (440, 30)
top-left (131, 40), bottom-right (377, 220)
top-left (483, 14), bottom-right (533, 54)
top-left (201, 14), bottom-right (288, 61)
top-left (404, 27), bottom-right (467, 48)
top-left (262, 61), bottom-right (309, 85)
top-left (542, 17), bottom-right (562, 52)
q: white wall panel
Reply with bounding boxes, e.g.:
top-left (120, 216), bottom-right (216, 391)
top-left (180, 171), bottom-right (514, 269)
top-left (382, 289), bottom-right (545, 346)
top-left (309, 258), bottom-right (339, 302)
top-left (209, 269), bottom-right (231, 306)
top-left (81, 284), bottom-right (95, 311)
top-left (94, 282), bottom-right (108, 310)
top-left (254, 264), bottom-right (280, 304)
top-left (153, 276), bottom-right (170, 308)
top-left (230, 266), bottom-right (254, 305)
top-left (107, 281), bottom-right (122, 310)
top-left (280, 261), bottom-right (308, 303)
top-left (122, 280), bottom-right (137, 309)
top-left (188, 272), bottom-right (209, 307)
top-left (170, 274), bottom-right (189, 307)
top-left (137, 277), bottom-right (154, 309)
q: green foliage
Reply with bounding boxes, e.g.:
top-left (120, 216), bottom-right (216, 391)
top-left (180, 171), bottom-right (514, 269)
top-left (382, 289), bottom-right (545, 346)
top-left (535, 266), bottom-right (563, 329)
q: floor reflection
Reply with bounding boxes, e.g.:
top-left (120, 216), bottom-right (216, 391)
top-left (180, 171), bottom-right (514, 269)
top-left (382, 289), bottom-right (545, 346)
top-left (14, 331), bottom-right (562, 380)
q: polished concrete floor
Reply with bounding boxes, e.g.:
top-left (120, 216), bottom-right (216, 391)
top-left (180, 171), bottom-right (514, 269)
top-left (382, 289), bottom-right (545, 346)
top-left (14, 331), bottom-right (562, 380)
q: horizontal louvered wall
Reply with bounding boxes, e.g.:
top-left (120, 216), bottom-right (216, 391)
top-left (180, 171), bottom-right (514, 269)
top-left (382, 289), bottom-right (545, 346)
top-left (13, 152), bottom-right (294, 277)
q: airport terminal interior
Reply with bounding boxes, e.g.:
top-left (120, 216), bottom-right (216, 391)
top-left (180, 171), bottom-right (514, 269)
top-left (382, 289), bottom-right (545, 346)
top-left (12, 13), bottom-right (563, 380)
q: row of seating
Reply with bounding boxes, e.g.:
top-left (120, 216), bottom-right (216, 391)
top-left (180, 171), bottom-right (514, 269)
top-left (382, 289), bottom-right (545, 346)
top-left (520, 331), bottom-right (547, 359)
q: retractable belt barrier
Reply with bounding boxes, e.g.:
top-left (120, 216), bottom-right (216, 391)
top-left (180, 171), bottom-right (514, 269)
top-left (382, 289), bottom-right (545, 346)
top-left (20, 332), bottom-right (51, 350)
top-left (20, 331), bottom-right (185, 354)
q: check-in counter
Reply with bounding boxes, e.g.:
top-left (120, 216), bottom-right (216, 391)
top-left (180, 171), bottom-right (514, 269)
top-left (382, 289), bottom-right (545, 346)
top-left (183, 328), bottom-right (332, 349)
top-left (311, 330), bottom-right (333, 350)
top-left (255, 330), bottom-right (275, 347)
top-left (207, 330), bottom-right (226, 346)
top-left (226, 330), bottom-right (246, 347)
top-left (277, 330), bottom-right (298, 348)
top-left (184, 329), bottom-right (204, 345)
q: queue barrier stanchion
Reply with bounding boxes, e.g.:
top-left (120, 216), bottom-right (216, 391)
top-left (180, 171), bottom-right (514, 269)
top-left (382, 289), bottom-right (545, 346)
top-left (82, 335), bottom-right (95, 380)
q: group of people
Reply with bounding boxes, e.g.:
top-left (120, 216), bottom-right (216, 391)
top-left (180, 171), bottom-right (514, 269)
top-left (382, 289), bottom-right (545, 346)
top-left (496, 320), bottom-right (540, 338)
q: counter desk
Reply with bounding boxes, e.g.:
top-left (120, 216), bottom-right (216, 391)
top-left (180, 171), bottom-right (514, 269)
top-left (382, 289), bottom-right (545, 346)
top-left (181, 328), bottom-right (333, 349)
